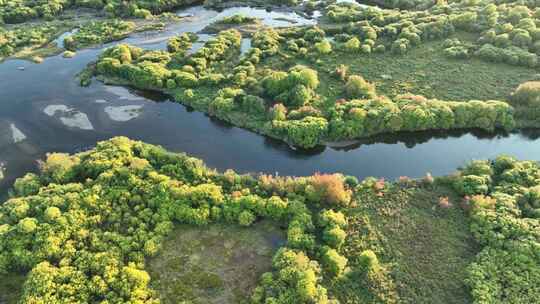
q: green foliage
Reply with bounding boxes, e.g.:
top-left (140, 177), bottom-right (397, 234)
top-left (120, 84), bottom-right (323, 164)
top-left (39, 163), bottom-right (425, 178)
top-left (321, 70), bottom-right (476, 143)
top-left (269, 103), bottom-right (288, 121)
top-left (216, 14), bottom-right (256, 25)
top-left (167, 32), bottom-right (197, 55)
top-left (475, 44), bottom-right (538, 68)
top-left (13, 173), bottom-right (41, 196)
top-left (0, 0), bottom-right (201, 24)
top-left (262, 66), bottom-right (320, 108)
top-left (511, 81), bottom-right (540, 106)
top-left (314, 39), bottom-right (332, 55)
top-left (0, 137), bottom-right (353, 303)
top-left (345, 75), bottom-right (377, 99)
top-left (273, 116), bottom-right (328, 148)
top-left (322, 226), bottom-right (347, 248)
top-left (452, 157), bottom-right (540, 304)
top-left (190, 29), bottom-right (242, 72)
top-left (64, 20), bottom-right (135, 51)
top-left (344, 37), bottom-right (360, 53)
top-left (252, 28), bottom-right (281, 58)
top-left (358, 250), bottom-right (381, 273)
top-left (321, 246), bottom-right (348, 278)
top-left (254, 248), bottom-right (330, 304)
top-left (0, 23), bottom-right (63, 58)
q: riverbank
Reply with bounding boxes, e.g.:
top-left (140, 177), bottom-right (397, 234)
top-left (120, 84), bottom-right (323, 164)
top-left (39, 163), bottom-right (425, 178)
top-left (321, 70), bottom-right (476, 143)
top-left (0, 137), bottom-right (537, 303)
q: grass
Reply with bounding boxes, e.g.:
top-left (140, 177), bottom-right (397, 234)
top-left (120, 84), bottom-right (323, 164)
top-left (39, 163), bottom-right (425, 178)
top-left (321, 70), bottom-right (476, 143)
top-left (147, 221), bottom-right (285, 304)
top-left (262, 32), bottom-right (536, 102)
top-left (0, 272), bottom-right (25, 304)
top-left (339, 181), bottom-right (478, 304)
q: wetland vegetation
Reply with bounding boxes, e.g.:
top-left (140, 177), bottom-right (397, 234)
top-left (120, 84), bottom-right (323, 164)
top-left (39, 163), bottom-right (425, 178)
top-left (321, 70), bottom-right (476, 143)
top-left (0, 137), bottom-right (538, 303)
top-left (1, 0), bottom-right (539, 303)
top-left (87, 0), bottom-right (540, 148)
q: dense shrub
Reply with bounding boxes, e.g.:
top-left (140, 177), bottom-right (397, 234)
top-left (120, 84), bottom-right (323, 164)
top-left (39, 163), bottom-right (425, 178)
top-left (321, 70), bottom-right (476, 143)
top-left (307, 173), bottom-right (352, 207)
top-left (0, 23), bottom-right (62, 58)
top-left (64, 20), bottom-right (136, 51)
top-left (216, 14), bottom-right (256, 24)
top-left (0, 137), bottom-right (352, 303)
top-left (252, 28), bottom-right (281, 57)
top-left (452, 157), bottom-right (540, 304)
top-left (269, 103), bottom-right (288, 121)
top-left (475, 44), bottom-right (538, 68)
top-left (167, 32), bottom-right (197, 55)
top-left (314, 39), bottom-right (332, 55)
top-left (254, 248), bottom-right (330, 304)
top-left (511, 81), bottom-right (540, 106)
top-left (273, 116), bottom-right (328, 148)
top-left (344, 37), bottom-right (360, 52)
top-left (262, 66), bottom-right (320, 108)
top-left (345, 75), bottom-right (377, 99)
top-left (321, 247), bottom-right (348, 278)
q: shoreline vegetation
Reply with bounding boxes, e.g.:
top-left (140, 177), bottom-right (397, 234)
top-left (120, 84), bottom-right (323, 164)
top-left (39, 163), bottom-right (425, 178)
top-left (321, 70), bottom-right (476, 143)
top-left (0, 137), bottom-right (537, 303)
top-left (0, 0), bottom-right (319, 63)
top-left (88, 0), bottom-right (540, 148)
top-left (0, 13), bottom-right (180, 63)
top-left (0, 0), bottom-right (539, 303)
top-left (0, 0), bottom-right (204, 63)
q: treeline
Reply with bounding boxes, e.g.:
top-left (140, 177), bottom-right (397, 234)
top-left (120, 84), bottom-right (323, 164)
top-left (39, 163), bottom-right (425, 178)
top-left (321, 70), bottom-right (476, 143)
top-left (0, 137), bottom-right (380, 303)
top-left (96, 29), bottom-right (240, 90)
top-left (451, 156), bottom-right (540, 303)
top-left (0, 0), bottom-right (201, 24)
top-left (94, 25), bottom-right (524, 148)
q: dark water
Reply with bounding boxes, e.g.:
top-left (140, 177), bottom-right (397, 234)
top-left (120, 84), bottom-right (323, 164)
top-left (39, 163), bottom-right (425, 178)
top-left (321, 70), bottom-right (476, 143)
top-left (1, 5), bottom-right (540, 193)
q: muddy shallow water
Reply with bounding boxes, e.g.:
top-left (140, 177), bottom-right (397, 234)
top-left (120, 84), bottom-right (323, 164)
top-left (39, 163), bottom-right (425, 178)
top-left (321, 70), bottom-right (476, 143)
top-left (1, 5), bottom-right (540, 192)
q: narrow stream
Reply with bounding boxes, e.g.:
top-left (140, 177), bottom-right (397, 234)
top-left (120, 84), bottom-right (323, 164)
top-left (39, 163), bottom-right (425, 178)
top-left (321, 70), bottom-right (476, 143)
top-left (1, 5), bottom-right (540, 192)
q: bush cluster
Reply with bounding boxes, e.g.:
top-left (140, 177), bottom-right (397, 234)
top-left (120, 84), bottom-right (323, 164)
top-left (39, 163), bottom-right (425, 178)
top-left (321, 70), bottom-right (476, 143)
top-left (0, 0), bottom-right (199, 24)
top-left (324, 1), bottom-right (540, 67)
top-left (189, 29), bottom-right (242, 73)
top-left (96, 29), bottom-right (241, 90)
top-left (328, 92), bottom-right (515, 140)
top-left (452, 156), bottom-right (540, 303)
top-left (64, 19), bottom-right (136, 51)
top-left (0, 137), bottom-right (359, 303)
top-left (216, 14), bottom-right (256, 25)
top-left (511, 81), bottom-right (540, 106)
top-left (252, 28), bottom-right (282, 58)
top-left (262, 65), bottom-right (320, 108)
top-left (0, 23), bottom-right (62, 58)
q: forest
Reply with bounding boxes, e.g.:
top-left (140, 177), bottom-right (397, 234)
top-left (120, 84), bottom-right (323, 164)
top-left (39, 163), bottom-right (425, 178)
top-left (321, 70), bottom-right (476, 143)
top-left (0, 0), bottom-right (539, 303)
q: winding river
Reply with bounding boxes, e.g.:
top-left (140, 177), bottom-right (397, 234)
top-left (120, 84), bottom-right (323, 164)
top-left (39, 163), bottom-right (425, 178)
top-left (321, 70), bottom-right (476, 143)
top-left (1, 5), bottom-right (540, 191)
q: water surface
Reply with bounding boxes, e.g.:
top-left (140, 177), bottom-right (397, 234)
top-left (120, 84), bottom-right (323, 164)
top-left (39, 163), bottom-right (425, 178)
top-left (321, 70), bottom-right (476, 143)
top-left (1, 5), bottom-right (540, 192)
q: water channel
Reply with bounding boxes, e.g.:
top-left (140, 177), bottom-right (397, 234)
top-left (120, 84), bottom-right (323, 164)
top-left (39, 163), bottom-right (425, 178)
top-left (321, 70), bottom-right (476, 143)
top-left (1, 4), bottom-right (540, 191)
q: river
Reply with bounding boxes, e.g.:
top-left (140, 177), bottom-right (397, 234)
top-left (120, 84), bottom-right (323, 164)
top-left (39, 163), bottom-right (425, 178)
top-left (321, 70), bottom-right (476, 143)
top-left (1, 4), bottom-right (540, 191)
